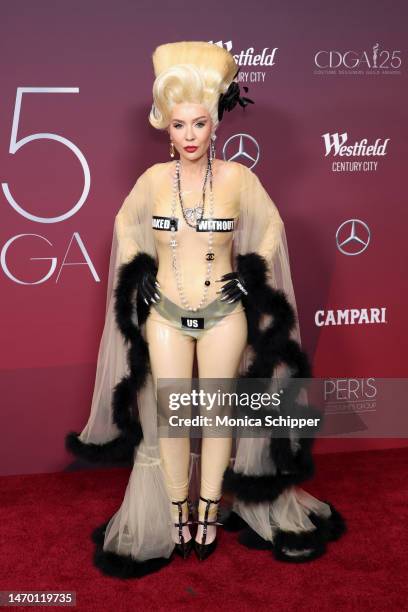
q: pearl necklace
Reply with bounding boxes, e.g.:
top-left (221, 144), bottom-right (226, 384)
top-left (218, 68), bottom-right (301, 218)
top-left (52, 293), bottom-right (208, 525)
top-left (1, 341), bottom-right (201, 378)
top-left (178, 159), bottom-right (210, 228)
top-left (169, 158), bottom-right (215, 312)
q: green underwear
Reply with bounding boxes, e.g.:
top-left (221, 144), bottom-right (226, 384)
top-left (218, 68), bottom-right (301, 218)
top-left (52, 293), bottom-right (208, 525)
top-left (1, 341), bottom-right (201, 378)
top-left (149, 292), bottom-right (243, 339)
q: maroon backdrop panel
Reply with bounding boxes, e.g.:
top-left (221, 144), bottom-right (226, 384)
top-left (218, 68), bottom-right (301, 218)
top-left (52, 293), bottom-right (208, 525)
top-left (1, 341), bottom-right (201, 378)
top-left (1, 0), bottom-right (407, 475)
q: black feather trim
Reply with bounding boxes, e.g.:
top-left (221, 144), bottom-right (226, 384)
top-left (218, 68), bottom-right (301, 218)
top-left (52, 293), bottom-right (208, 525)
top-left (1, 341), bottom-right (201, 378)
top-left (221, 509), bottom-right (248, 532)
top-left (222, 252), bottom-right (321, 502)
top-left (65, 252), bottom-right (157, 465)
top-left (236, 502), bottom-right (347, 563)
top-left (65, 431), bottom-right (138, 464)
top-left (91, 519), bottom-right (173, 579)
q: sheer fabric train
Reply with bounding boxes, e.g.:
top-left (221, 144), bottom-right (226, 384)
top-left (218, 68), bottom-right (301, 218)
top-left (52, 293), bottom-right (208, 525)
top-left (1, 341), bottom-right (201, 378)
top-left (75, 161), bottom-right (332, 562)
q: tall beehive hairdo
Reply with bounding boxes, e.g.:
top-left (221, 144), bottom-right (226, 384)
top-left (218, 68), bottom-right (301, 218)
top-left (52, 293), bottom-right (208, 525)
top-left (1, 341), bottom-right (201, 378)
top-left (148, 41), bottom-right (240, 132)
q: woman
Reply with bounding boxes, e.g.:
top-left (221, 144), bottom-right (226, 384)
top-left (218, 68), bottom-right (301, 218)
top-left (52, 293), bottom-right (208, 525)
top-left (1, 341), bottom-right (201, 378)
top-left (66, 41), bottom-right (346, 579)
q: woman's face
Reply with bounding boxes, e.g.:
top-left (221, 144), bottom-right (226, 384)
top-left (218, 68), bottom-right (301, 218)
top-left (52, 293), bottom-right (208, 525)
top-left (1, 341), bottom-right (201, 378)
top-left (167, 102), bottom-right (213, 164)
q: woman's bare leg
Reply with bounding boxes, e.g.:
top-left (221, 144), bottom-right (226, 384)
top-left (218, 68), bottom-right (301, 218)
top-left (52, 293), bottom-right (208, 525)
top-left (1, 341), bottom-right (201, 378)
top-left (145, 312), bottom-right (195, 543)
top-left (195, 309), bottom-right (248, 544)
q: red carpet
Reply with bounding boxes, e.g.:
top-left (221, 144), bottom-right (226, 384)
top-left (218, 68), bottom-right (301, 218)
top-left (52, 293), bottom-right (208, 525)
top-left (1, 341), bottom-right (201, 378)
top-left (1, 447), bottom-right (407, 611)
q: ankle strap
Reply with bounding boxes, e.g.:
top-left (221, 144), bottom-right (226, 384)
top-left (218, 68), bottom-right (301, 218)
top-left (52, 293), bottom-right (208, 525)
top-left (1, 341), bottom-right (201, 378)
top-left (198, 496), bottom-right (222, 532)
top-left (199, 495), bottom-right (221, 505)
top-left (171, 497), bottom-right (193, 546)
top-left (171, 497), bottom-right (189, 505)
top-left (196, 498), bottom-right (223, 546)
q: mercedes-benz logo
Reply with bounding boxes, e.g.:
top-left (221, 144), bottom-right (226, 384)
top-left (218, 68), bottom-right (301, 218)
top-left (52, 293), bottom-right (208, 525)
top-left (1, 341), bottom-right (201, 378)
top-left (222, 134), bottom-right (260, 168)
top-left (336, 219), bottom-right (371, 255)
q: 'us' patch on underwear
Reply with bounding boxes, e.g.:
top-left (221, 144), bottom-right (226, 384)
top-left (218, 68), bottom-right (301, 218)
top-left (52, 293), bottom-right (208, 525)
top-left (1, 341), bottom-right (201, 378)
top-left (181, 316), bottom-right (205, 329)
top-left (152, 215), bottom-right (178, 231)
top-left (196, 218), bottom-right (234, 232)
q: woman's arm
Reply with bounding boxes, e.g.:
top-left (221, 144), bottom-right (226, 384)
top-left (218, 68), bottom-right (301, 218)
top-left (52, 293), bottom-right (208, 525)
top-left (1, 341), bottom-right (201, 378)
top-left (114, 165), bottom-right (156, 264)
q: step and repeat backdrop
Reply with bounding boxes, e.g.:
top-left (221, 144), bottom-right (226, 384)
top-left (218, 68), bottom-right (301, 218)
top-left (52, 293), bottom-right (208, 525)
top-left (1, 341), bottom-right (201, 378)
top-left (1, 0), bottom-right (407, 475)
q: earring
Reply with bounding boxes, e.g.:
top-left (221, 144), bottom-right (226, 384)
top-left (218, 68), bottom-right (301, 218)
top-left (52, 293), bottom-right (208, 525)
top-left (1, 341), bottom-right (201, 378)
top-left (210, 134), bottom-right (216, 161)
top-left (170, 141), bottom-right (175, 158)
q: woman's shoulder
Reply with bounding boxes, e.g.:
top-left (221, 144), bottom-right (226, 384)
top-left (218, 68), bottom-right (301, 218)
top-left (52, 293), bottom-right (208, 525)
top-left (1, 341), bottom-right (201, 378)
top-left (143, 162), bottom-right (170, 178)
top-left (215, 159), bottom-right (240, 173)
top-left (212, 159), bottom-right (250, 183)
top-left (130, 162), bottom-right (171, 189)
top-left (218, 159), bottom-right (256, 179)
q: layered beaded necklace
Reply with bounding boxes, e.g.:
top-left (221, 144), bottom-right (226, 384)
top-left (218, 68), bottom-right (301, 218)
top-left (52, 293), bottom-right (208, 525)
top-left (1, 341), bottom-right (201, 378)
top-left (169, 158), bottom-right (215, 312)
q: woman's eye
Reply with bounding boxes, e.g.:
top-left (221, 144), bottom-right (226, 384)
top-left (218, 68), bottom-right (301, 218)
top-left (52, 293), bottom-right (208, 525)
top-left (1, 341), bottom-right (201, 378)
top-left (173, 122), bottom-right (205, 128)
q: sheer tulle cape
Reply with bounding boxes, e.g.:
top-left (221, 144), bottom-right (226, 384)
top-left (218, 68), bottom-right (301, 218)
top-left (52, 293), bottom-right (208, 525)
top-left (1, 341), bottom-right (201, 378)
top-left (70, 161), bottom-right (339, 564)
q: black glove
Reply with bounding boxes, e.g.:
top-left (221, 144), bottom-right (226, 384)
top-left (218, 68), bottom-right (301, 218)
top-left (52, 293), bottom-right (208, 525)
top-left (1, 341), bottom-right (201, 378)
top-left (216, 271), bottom-right (249, 303)
top-left (139, 270), bottom-right (161, 305)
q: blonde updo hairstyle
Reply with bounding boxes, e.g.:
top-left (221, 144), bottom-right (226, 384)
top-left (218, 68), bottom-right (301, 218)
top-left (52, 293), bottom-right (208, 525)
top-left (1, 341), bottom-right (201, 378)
top-left (149, 41), bottom-right (239, 134)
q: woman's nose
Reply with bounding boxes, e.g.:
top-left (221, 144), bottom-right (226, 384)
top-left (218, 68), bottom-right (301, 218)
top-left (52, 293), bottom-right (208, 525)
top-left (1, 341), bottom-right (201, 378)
top-left (185, 126), bottom-right (195, 141)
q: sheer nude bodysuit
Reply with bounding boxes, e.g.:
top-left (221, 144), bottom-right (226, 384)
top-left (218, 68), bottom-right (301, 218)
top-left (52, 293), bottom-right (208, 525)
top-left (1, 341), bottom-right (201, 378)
top-left (144, 159), bottom-right (248, 543)
top-left (75, 158), bottom-right (338, 563)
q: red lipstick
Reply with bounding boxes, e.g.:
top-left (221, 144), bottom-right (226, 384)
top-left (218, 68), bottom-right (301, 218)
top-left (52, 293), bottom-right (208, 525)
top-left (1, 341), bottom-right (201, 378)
top-left (184, 146), bottom-right (198, 152)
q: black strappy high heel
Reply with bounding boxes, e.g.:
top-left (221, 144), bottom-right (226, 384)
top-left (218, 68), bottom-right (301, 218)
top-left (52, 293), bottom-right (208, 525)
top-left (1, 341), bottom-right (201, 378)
top-left (193, 495), bottom-right (223, 561)
top-left (171, 497), bottom-right (195, 559)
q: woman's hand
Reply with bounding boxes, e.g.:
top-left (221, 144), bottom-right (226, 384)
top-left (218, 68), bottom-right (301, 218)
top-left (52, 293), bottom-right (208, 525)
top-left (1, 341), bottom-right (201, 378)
top-left (139, 271), bottom-right (161, 305)
top-left (216, 271), bottom-right (248, 303)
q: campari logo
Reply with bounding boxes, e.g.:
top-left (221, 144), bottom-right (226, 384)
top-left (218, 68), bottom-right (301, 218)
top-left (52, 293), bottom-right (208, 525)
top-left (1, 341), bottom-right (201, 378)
top-left (315, 308), bottom-right (387, 327)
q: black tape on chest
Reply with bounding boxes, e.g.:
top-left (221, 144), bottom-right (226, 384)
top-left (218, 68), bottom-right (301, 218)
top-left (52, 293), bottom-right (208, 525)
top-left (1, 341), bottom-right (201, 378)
top-left (196, 218), bottom-right (235, 232)
top-left (152, 215), bottom-right (179, 231)
top-left (181, 316), bottom-right (205, 329)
